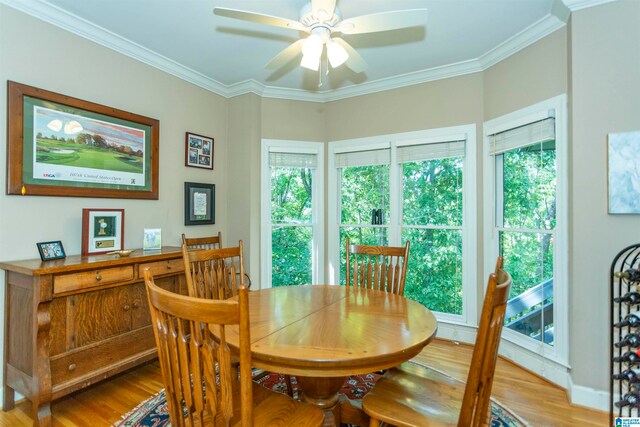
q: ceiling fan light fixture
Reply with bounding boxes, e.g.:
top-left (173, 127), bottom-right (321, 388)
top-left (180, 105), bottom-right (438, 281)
top-left (301, 33), bottom-right (323, 71)
top-left (302, 34), bottom-right (323, 58)
top-left (300, 53), bottom-right (321, 71)
top-left (326, 39), bottom-right (349, 68)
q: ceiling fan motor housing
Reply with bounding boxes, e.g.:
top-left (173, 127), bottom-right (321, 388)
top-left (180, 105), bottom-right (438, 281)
top-left (299, 3), bottom-right (341, 30)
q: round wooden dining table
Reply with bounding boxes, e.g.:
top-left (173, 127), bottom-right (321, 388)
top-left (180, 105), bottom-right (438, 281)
top-left (225, 285), bottom-right (438, 426)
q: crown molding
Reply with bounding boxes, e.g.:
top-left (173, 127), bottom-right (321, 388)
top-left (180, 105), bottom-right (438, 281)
top-left (478, 14), bottom-right (566, 70)
top-left (0, 0), bottom-right (230, 95)
top-left (562, 0), bottom-right (617, 12)
top-left (320, 59), bottom-right (483, 102)
top-left (0, 0), bottom-right (615, 102)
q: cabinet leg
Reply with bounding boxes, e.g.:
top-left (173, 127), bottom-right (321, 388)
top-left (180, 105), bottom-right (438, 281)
top-left (34, 400), bottom-right (52, 427)
top-left (2, 384), bottom-right (15, 410)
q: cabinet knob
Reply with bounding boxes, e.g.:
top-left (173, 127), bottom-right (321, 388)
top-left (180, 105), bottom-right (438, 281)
top-left (166, 262), bottom-right (172, 269)
top-left (123, 304), bottom-right (131, 311)
top-left (68, 363), bottom-right (76, 371)
top-left (132, 302), bottom-right (139, 309)
top-left (95, 272), bottom-right (102, 281)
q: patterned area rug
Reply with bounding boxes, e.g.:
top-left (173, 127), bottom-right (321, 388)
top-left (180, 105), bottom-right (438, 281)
top-left (114, 362), bottom-right (527, 426)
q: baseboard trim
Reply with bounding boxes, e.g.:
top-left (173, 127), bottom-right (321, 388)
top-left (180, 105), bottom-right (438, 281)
top-left (568, 377), bottom-right (610, 412)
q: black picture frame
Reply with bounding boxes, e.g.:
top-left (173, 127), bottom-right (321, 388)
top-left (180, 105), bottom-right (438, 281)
top-left (184, 182), bottom-right (215, 225)
top-left (185, 132), bottom-right (214, 170)
top-left (36, 240), bottom-right (66, 261)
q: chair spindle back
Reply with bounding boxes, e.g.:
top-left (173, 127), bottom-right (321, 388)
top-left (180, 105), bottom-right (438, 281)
top-left (345, 237), bottom-right (410, 295)
top-left (143, 269), bottom-right (252, 426)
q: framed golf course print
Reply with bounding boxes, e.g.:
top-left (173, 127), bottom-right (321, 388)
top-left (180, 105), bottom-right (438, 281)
top-left (6, 81), bottom-right (159, 199)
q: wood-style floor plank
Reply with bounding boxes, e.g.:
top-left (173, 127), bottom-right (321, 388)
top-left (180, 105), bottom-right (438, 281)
top-left (0, 339), bottom-right (608, 426)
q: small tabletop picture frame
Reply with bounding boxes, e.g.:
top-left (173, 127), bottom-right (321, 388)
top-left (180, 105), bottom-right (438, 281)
top-left (184, 182), bottom-right (215, 225)
top-left (185, 132), bottom-right (214, 170)
top-left (82, 208), bottom-right (124, 256)
top-left (36, 240), bottom-right (66, 261)
top-left (143, 228), bottom-right (162, 251)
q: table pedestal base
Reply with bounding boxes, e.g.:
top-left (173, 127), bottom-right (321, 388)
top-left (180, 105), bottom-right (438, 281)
top-left (297, 376), bottom-right (345, 427)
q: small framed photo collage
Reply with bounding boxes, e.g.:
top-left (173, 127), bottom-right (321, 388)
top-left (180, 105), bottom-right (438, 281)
top-left (185, 132), bottom-right (214, 170)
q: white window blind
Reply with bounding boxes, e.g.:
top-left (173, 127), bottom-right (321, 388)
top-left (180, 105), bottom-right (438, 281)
top-left (489, 117), bottom-right (555, 155)
top-left (335, 148), bottom-right (390, 168)
top-left (269, 152), bottom-right (317, 169)
top-left (397, 141), bottom-right (465, 163)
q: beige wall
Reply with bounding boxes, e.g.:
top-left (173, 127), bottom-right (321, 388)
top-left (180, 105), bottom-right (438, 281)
top-left (325, 74), bottom-right (484, 142)
top-left (483, 28), bottom-right (568, 121)
top-left (261, 98), bottom-right (326, 141)
top-left (0, 6), bottom-right (229, 257)
top-left (0, 5), bottom-right (229, 403)
top-left (569, 0), bottom-right (640, 392)
top-left (227, 93), bottom-right (261, 281)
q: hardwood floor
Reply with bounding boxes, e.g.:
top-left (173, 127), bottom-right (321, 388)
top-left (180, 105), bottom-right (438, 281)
top-left (0, 339), bottom-right (608, 426)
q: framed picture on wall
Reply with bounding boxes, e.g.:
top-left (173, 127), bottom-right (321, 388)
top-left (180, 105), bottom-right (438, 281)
top-left (6, 81), bottom-right (159, 199)
top-left (185, 132), bottom-right (214, 170)
top-left (608, 131), bottom-right (640, 214)
top-left (82, 208), bottom-right (125, 255)
top-left (184, 182), bottom-right (215, 225)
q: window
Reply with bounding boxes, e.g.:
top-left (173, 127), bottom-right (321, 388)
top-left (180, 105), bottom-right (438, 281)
top-left (484, 95), bottom-right (568, 371)
top-left (399, 141), bottom-right (465, 315)
top-left (261, 140), bottom-right (324, 288)
top-left (336, 148), bottom-right (390, 281)
top-left (328, 126), bottom-right (476, 323)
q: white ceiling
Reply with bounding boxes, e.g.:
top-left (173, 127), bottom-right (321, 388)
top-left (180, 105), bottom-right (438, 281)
top-left (2, 0), bottom-right (611, 101)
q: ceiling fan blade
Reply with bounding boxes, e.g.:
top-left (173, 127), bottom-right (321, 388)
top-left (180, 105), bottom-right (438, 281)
top-left (337, 9), bottom-right (428, 35)
top-left (265, 39), bottom-right (304, 69)
top-left (213, 7), bottom-right (307, 32)
top-left (333, 38), bottom-right (367, 73)
top-left (312, 0), bottom-right (336, 19)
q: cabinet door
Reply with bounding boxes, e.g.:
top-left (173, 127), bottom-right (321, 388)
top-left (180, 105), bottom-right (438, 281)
top-left (130, 283), bottom-right (150, 331)
top-left (71, 286), bottom-right (131, 348)
top-left (131, 277), bottom-right (180, 330)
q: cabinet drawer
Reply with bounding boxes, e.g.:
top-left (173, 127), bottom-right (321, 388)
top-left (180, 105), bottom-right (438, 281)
top-left (54, 266), bottom-right (134, 294)
top-left (50, 327), bottom-right (156, 387)
top-left (138, 258), bottom-right (184, 277)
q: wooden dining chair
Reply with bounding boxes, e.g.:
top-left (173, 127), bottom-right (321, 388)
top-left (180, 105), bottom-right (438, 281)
top-left (345, 237), bottom-right (411, 295)
top-left (181, 240), bottom-right (287, 392)
top-left (143, 269), bottom-right (324, 426)
top-left (182, 240), bottom-right (246, 300)
top-left (182, 232), bottom-right (252, 288)
top-left (362, 264), bottom-right (513, 427)
top-left (182, 231), bottom-right (222, 250)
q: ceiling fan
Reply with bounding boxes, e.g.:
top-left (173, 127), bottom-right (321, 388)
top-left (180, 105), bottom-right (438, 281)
top-left (213, 0), bottom-right (428, 74)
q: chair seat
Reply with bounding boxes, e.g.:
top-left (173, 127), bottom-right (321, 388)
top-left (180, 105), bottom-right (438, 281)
top-left (362, 362), bottom-right (466, 427)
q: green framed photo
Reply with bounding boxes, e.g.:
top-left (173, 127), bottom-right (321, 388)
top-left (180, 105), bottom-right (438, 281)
top-left (7, 81), bottom-right (159, 199)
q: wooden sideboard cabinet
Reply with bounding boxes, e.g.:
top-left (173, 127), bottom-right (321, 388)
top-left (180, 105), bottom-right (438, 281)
top-left (0, 247), bottom-right (185, 426)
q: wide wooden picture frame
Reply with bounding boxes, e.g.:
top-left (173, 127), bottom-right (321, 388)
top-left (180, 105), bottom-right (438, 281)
top-left (184, 182), bottom-right (215, 225)
top-left (7, 81), bottom-right (159, 199)
top-left (82, 208), bottom-right (125, 256)
top-left (185, 132), bottom-right (214, 170)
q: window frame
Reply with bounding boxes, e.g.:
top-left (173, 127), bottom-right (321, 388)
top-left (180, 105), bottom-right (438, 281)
top-left (260, 139), bottom-right (324, 289)
top-left (328, 125), bottom-right (477, 326)
top-left (483, 94), bottom-right (569, 374)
